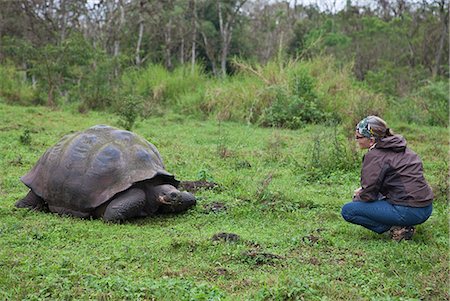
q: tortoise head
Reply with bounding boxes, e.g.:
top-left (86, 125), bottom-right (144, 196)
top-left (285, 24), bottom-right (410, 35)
top-left (151, 184), bottom-right (183, 205)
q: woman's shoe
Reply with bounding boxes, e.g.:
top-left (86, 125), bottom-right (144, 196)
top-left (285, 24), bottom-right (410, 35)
top-left (389, 226), bottom-right (416, 242)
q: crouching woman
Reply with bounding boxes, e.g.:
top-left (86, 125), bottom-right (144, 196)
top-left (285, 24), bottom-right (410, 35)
top-left (341, 116), bottom-right (434, 241)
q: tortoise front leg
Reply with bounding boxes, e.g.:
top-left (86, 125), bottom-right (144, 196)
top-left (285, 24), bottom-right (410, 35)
top-left (103, 188), bottom-right (146, 223)
top-left (15, 190), bottom-right (47, 212)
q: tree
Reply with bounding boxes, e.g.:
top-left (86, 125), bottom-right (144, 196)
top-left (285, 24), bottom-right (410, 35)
top-left (217, 0), bottom-right (248, 76)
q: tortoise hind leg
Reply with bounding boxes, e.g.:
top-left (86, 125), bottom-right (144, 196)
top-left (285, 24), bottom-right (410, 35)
top-left (15, 190), bottom-right (47, 211)
top-left (103, 188), bottom-right (146, 223)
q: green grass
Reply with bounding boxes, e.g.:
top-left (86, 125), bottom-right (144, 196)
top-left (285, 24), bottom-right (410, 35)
top-left (0, 102), bottom-right (448, 300)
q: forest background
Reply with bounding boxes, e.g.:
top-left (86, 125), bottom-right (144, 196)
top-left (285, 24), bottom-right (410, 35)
top-left (0, 0), bottom-right (448, 130)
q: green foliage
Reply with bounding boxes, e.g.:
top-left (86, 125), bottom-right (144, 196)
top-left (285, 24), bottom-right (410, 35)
top-left (197, 168), bottom-right (215, 182)
top-left (259, 68), bottom-right (327, 129)
top-left (303, 125), bottom-right (359, 182)
top-left (114, 95), bottom-right (144, 130)
top-left (300, 18), bottom-right (351, 57)
top-left (256, 278), bottom-right (318, 300)
top-left (75, 49), bottom-right (118, 111)
top-left (259, 86), bottom-right (324, 129)
top-left (303, 56), bottom-right (387, 133)
top-left (120, 63), bottom-right (208, 116)
top-left (365, 62), bottom-right (429, 97)
top-left (414, 81), bottom-right (449, 127)
top-left (0, 64), bottom-right (39, 105)
top-left (19, 129), bottom-right (32, 146)
top-left (388, 80), bottom-right (449, 127)
top-left (31, 35), bottom-right (96, 106)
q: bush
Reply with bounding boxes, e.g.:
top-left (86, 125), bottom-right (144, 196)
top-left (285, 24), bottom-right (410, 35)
top-left (120, 63), bottom-right (207, 110)
top-left (0, 64), bottom-right (39, 105)
top-left (259, 67), bottom-right (327, 129)
top-left (303, 124), bottom-right (359, 181)
top-left (305, 56), bottom-right (387, 134)
top-left (415, 81), bottom-right (449, 127)
top-left (259, 86), bottom-right (326, 129)
top-left (114, 95), bottom-right (144, 130)
top-left (388, 80), bottom-right (449, 127)
top-left (74, 51), bottom-right (117, 111)
top-left (364, 63), bottom-right (428, 97)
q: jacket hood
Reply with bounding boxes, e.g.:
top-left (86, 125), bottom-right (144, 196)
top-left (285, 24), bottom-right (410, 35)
top-left (375, 135), bottom-right (407, 152)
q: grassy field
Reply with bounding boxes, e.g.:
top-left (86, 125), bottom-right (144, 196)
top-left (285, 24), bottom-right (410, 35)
top-left (0, 102), bottom-right (448, 300)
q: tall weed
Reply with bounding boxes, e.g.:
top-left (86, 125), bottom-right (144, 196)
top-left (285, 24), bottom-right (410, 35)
top-left (120, 63), bottom-right (207, 115)
top-left (0, 64), bottom-right (39, 105)
top-left (415, 81), bottom-right (449, 127)
top-left (202, 75), bottom-right (265, 122)
top-left (304, 56), bottom-right (387, 133)
top-left (303, 124), bottom-right (359, 181)
top-left (388, 80), bottom-right (449, 127)
top-left (114, 95), bottom-right (144, 130)
top-left (259, 68), bottom-right (327, 129)
top-left (205, 57), bottom-right (386, 131)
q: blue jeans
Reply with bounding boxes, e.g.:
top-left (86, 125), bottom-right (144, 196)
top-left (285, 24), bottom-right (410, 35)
top-left (341, 200), bottom-right (433, 234)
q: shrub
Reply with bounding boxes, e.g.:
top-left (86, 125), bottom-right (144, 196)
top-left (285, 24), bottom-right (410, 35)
top-left (0, 64), bottom-right (39, 105)
top-left (120, 63), bottom-right (207, 110)
top-left (415, 81), bottom-right (449, 127)
top-left (305, 56), bottom-right (387, 134)
top-left (259, 68), bottom-right (327, 129)
top-left (75, 51), bottom-right (117, 111)
top-left (303, 124), bottom-right (359, 181)
top-left (114, 95), bottom-right (144, 130)
top-left (364, 63), bottom-right (428, 97)
top-left (388, 80), bottom-right (449, 127)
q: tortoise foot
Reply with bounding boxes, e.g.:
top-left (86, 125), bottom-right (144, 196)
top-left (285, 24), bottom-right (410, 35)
top-left (15, 191), bottom-right (47, 211)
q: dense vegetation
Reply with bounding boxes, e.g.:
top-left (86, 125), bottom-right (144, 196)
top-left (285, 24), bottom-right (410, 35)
top-left (0, 0), bottom-right (448, 299)
top-left (0, 0), bottom-right (448, 130)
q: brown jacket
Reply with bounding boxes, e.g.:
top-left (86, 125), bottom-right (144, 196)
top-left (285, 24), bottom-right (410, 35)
top-left (357, 135), bottom-right (433, 207)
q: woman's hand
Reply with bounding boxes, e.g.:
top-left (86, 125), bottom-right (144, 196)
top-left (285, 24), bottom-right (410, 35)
top-left (353, 187), bottom-right (362, 200)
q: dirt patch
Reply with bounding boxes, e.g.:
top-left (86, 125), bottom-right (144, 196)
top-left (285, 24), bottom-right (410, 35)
top-left (302, 228), bottom-right (325, 245)
top-left (308, 257), bottom-right (320, 265)
top-left (241, 249), bottom-right (284, 265)
top-left (203, 202), bottom-right (227, 213)
top-left (179, 180), bottom-right (218, 193)
top-left (211, 232), bottom-right (240, 242)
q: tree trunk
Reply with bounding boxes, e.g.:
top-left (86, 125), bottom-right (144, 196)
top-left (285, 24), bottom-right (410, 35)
top-left (180, 36), bottom-right (185, 65)
top-left (164, 16), bottom-right (173, 70)
top-left (113, 0), bottom-right (125, 78)
top-left (47, 83), bottom-right (55, 107)
top-left (217, 1), bottom-right (247, 77)
top-left (432, 0), bottom-right (449, 78)
top-left (135, 18), bottom-right (144, 66)
top-left (191, 0), bottom-right (197, 73)
top-left (201, 31), bottom-right (218, 76)
top-left (60, 0), bottom-right (67, 43)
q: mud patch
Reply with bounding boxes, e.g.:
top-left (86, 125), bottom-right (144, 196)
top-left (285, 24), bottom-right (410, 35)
top-left (302, 228), bottom-right (325, 246)
top-left (241, 249), bottom-right (284, 265)
top-left (203, 202), bottom-right (227, 213)
top-left (211, 232), bottom-right (240, 242)
top-left (179, 180), bottom-right (218, 193)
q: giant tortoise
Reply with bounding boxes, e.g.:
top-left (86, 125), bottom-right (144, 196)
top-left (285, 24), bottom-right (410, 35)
top-left (15, 125), bottom-right (196, 222)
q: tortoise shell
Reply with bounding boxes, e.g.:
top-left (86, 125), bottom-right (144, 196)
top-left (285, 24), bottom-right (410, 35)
top-left (21, 125), bottom-right (178, 217)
